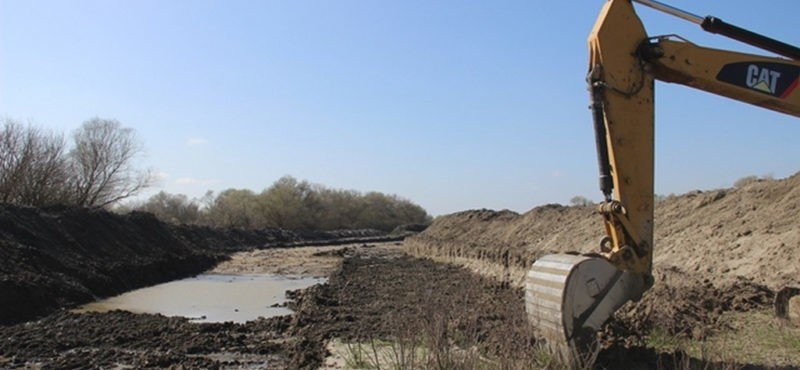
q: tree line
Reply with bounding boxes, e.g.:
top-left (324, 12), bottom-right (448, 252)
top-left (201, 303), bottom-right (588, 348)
top-left (0, 118), bottom-right (151, 208)
top-left (2, 118), bottom-right (431, 231)
top-left (129, 176), bottom-right (432, 232)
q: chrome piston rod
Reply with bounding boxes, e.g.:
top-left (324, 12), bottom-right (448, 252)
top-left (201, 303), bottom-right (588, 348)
top-left (631, 0), bottom-right (703, 25)
top-left (630, 0), bottom-right (800, 60)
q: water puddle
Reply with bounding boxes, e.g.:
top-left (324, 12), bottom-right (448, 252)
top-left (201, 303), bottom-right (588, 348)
top-left (76, 274), bottom-right (325, 323)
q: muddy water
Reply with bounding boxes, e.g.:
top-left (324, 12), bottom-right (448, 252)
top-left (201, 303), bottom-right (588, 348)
top-left (76, 274), bottom-right (325, 323)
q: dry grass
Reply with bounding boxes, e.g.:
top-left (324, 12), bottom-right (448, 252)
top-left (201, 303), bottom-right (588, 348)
top-left (697, 310), bottom-right (800, 366)
top-left (646, 309), bottom-right (800, 369)
top-left (333, 309), bottom-right (800, 370)
top-left (332, 337), bottom-right (586, 370)
top-left (330, 298), bottom-right (598, 370)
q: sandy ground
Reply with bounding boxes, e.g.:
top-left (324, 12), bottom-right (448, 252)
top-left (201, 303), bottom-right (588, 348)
top-left (210, 242), bottom-right (403, 277)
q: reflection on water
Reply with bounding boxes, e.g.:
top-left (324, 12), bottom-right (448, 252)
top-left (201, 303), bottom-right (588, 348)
top-left (76, 274), bottom-right (326, 323)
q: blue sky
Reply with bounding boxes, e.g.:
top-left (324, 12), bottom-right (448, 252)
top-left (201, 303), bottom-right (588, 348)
top-left (2, 0), bottom-right (799, 215)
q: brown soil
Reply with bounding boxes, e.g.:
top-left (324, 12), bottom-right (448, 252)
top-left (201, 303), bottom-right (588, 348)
top-left (0, 310), bottom-right (293, 369)
top-left (4, 174), bottom-right (800, 369)
top-left (285, 247), bottom-right (535, 365)
top-left (602, 267), bottom-right (774, 344)
top-left (792, 296), bottom-right (800, 325)
top-left (288, 249), bottom-right (791, 369)
top-left (3, 246), bottom-right (529, 369)
top-left (1, 245), bottom-right (796, 369)
top-left (210, 243), bottom-right (383, 277)
top-left (403, 173), bottom-right (800, 367)
top-left (407, 173), bottom-right (800, 289)
top-left (0, 204), bottom-right (396, 325)
top-left (0, 206), bottom-right (222, 325)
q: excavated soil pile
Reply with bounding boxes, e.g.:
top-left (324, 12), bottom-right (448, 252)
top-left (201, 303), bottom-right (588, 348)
top-left (0, 206), bottom-right (218, 325)
top-left (602, 267), bottom-right (774, 345)
top-left (0, 205), bottom-right (392, 325)
top-left (407, 172), bottom-right (800, 289)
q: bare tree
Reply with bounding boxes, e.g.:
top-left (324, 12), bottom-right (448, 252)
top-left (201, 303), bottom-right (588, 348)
top-left (0, 120), bottom-right (70, 206)
top-left (17, 129), bottom-right (69, 206)
top-left (69, 118), bottom-right (152, 208)
top-left (0, 120), bottom-right (30, 203)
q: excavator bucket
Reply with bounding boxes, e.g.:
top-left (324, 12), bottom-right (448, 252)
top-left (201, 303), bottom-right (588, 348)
top-left (775, 286), bottom-right (800, 324)
top-left (524, 254), bottom-right (645, 365)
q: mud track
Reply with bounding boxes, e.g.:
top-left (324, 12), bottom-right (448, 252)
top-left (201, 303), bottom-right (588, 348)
top-left (4, 245), bottom-right (793, 369)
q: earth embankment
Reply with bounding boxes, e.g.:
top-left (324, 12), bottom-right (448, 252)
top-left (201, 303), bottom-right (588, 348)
top-left (407, 173), bottom-right (800, 289)
top-left (0, 205), bottom-right (396, 325)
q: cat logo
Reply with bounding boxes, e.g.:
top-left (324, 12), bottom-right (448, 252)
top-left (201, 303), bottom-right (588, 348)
top-left (717, 61), bottom-right (800, 99)
top-left (746, 64), bottom-right (781, 94)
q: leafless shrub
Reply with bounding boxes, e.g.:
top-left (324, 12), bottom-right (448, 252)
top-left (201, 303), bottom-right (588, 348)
top-left (136, 191), bottom-right (202, 225)
top-left (386, 329), bottom-right (421, 369)
top-left (570, 196), bottom-right (595, 207)
top-left (342, 339), bottom-right (373, 369)
top-left (733, 175), bottom-right (758, 188)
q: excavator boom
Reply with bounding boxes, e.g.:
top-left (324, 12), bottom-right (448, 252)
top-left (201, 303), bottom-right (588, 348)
top-left (525, 0), bottom-right (800, 366)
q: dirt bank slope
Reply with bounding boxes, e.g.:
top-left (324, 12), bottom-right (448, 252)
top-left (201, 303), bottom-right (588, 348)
top-left (0, 205), bottom-right (395, 325)
top-left (0, 206), bottom-right (223, 325)
top-left (408, 173), bottom-right (800, 289)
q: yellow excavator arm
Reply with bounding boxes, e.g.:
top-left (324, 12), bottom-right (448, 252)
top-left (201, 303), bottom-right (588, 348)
top-left (525, 0), bottom-right (800, 365)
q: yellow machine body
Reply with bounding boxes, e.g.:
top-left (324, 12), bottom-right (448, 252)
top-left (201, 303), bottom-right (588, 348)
top-left (525, 0), bottom-right (800, 365)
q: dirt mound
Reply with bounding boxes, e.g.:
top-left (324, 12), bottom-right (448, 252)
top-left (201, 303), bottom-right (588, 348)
top-left (0, 206), bottom-right (223, 325)
top-left (407, 172), bottom-right (800, 289)
top-left (0, 205), bottom-right (399, 325)
top-left (603, 267), bottom-right (774, 346)
top-left (405, 174), bottom-right (800, 365)
top-left (390, 223), bottom-right (429, 235)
